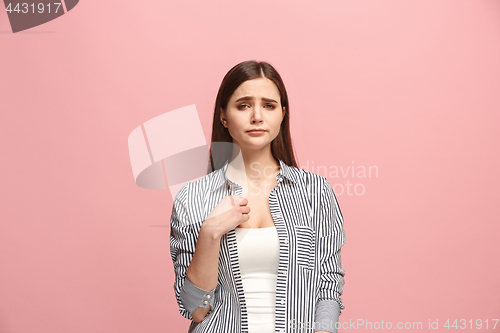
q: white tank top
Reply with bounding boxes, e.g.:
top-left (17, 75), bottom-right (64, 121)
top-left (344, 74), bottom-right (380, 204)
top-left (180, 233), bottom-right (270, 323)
top-left (234, 226), bottom-right (279, 333)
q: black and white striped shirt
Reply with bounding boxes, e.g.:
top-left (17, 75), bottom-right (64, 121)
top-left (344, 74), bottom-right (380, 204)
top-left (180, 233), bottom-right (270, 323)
top-left (170, 159), bottom-right (346, 333)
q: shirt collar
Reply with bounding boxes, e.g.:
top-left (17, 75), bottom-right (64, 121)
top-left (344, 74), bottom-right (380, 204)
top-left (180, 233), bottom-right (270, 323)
top-left (209, 159), bottom-right (299, 192)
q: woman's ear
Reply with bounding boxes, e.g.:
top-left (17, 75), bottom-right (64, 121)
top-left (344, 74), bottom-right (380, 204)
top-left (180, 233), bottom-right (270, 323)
top-left (220, 107), bottom-right (226, 127)
top-left (282, 106), bottom-right (286, 121)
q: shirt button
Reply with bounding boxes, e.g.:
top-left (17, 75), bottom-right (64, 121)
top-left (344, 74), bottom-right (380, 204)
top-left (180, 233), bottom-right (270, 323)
top-left (280, 329), bottom-right (285, 333)
top-left (284, 239), bottom-right (288, 244)
top-left (280, 299), bottom-right (285, 305)
top-left (206, 294), bottom-right (211, 299)
top-left (278, 177), bottom-right (283, 182)
top-left (283, 270), bottom-right (288, 276)
top-left (275, 213), bottom-right (282, 218)
top-left (203, 300), bottom-right (208, 305)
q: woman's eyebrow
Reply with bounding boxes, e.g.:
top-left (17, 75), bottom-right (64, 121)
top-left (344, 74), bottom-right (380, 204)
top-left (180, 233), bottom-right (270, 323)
top-left (262, 97), bottom-right (278, 103)
top-left (235, 96), bottom-right (278, 103)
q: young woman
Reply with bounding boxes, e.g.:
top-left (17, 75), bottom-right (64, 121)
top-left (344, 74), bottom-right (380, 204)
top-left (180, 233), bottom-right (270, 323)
top-left (170, 60), bottom-right (346, 333)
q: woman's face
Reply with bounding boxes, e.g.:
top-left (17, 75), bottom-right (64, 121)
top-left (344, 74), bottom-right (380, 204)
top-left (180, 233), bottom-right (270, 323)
top-left (221, 77), bottom-right (286, 152)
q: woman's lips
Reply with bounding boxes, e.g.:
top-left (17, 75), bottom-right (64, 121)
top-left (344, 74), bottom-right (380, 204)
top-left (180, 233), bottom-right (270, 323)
top-left (247, 130), bottom-right (266, 135)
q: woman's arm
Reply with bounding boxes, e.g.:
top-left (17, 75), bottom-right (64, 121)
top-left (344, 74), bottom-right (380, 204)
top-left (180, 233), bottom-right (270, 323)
top-left (171, 188), bottom-right (249, 323)
top-left (313, 179), bottom-right (346, 333)
top-left (184, 224), bottom-right (222, 322)
top-left (314, 301), bottom-right (340, 333)
top-left (170, 186), bottom-right (221, 323)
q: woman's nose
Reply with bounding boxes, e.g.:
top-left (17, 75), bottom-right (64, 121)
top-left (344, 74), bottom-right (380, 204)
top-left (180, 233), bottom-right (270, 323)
top-left (251, 106), bottom-right (264, 121)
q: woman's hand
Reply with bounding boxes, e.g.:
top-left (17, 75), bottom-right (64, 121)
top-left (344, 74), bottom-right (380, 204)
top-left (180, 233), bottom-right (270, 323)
top-left (201, 195), bottom-right (250, 239)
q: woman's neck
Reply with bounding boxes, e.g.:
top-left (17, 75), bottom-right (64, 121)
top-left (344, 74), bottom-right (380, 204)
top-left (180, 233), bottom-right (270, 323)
top-left (227, 151), bottom-right (280, 184)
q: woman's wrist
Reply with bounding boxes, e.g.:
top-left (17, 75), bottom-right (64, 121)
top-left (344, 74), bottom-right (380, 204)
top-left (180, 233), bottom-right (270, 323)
top-left (200, 217), bottom-right (224, 241)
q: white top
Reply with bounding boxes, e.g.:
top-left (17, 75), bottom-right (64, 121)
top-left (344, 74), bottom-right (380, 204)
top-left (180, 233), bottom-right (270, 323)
top-left (234, 226), bottom-right (280, 333)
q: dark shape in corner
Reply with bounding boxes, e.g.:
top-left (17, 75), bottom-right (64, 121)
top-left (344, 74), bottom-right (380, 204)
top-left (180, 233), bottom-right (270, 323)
top-left (3, 0), bottom-right (79, 33)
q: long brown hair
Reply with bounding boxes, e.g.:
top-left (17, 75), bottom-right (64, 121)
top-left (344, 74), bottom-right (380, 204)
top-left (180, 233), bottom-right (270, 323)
top-left (207, 60), bottom-right (299, 173)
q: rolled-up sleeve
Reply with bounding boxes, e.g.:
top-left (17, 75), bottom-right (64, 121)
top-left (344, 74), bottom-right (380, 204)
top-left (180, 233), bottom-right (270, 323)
top-left (314, 179), bottom-right (346, 333)
top-left (169, 185), bottom-right (218, 320)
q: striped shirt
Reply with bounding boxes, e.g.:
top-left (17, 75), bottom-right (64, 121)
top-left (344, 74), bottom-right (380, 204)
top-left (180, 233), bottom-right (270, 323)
top-left (170, 159), bottom-right (346, 333)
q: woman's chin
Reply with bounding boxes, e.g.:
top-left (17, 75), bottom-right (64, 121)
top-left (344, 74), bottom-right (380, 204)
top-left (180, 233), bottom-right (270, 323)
top-left (240, 142), bottom-right (271, 151)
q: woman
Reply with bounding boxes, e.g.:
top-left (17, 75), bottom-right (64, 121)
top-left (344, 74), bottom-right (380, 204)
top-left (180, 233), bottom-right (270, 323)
top-left (170, 60), bottom-right (345, 333)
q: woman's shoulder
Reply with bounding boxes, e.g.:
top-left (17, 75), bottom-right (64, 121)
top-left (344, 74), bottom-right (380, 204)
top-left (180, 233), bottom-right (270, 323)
top-left (172, 168), bottom-right (220, 203)
top-left (288, 164), bottom-right (330, 189)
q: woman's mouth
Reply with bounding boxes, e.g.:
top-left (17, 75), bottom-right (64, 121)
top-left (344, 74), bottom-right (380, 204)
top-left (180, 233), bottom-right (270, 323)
top-left (247, 129), bottom-right (266, 135)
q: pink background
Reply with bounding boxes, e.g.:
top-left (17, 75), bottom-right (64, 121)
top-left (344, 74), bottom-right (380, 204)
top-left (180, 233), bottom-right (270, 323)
top-left (1, 0), bottom-right (499, 332)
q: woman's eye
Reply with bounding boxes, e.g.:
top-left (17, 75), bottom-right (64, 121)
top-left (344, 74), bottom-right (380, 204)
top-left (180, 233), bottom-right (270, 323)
top-left (237, 104), bottom-right (275, 110)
